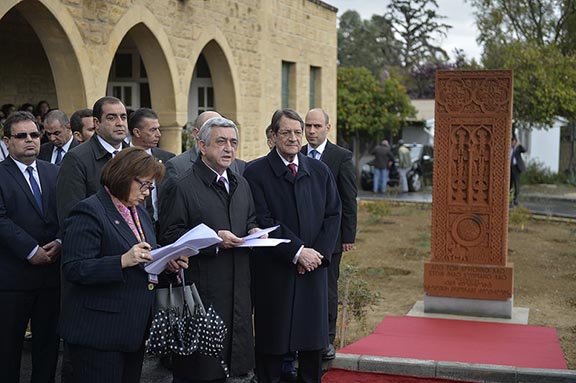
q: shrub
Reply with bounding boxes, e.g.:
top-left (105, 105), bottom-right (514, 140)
top-left (337, 263), bottom-right (380, 347)
top-left (521, 160), bottom-right (567, 185)
top-left (181, 122), bottom-right (196, 152)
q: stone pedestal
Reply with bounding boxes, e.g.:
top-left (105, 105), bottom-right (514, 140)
top-left (424, 70), bottom-right (515, 318)
top-left (424, 295), bottom-right (513, 318)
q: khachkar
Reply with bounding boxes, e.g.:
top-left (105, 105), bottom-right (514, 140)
top-left (424, 70), bottom-right (515, 318)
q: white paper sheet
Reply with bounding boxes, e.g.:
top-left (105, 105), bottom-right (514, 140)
top-left (241, 225), bottom-right (280, 241)
top-left (236, 238), bottom-right (291, 247)
top-left (145, 223), bottom-right (221, 274)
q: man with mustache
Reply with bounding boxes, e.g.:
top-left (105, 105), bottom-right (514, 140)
top-left (129, 107), bottom-right (175, 231)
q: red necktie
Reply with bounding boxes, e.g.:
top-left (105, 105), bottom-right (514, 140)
top-left (287, 163), bottom-right (297, 176)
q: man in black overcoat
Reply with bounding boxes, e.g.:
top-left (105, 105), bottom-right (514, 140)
top-left (159, 117), bottom-right (262, 383)
top-left (303, 108), bottom-right (357, 359)
top-left (244, 109), bottom-right (341, 383)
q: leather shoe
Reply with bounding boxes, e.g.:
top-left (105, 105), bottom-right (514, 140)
top-left (322, 343), bottom-right (336, 360)
top-left (280, 370), bottom-right (298, 382)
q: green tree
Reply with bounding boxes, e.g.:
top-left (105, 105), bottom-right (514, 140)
top-left (337, 67), bottom-right (415, 174)
top-left (338, 10), bottom-right (401, 77)
top-left (385, 0), bottom-right (452, 70)
top-left (470, 0), bottom-right (576, 48)
top-left (483, 42), bottom-right (576, 129)
top-left (470, 0), bottom-right (576, 177)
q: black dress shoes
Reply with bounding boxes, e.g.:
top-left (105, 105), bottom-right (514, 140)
top-left (322, 344), bottom-right (336, 360)
top-left (280, 370), bottom-right (298, 382)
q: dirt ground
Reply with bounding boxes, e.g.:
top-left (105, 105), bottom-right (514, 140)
top-left (337, 201), bottom-right (576, 369)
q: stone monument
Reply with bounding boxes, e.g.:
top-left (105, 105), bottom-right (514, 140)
top-left (423, 70), bottom-right (515, 318)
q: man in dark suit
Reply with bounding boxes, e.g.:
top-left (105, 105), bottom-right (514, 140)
top-left (164, 111), bottom-right (246, 185)
top-left (129, 107), bottom-right (175, 229)
top-left (56, 96), bottom-right (128, 227)
top-left (244, 109), bottom-right (341, 383)
top-left (37, 109), bottom-right (79, 165)
top-left (0, 111), bottom-right (61, 383)
top-left (510, 135), bottom-right (526, 206)
top-left (303, 108), bottom-right (357, 360)
top-left (160, 117), bottom-right (261, 382)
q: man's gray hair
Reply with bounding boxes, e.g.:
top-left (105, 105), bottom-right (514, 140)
top-left (198, 117), bottom-right (239, 144)
top-left (44, 109), bottom-right (69, 127)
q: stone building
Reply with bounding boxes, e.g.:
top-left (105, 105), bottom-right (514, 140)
top-left (0, 0), bottom-right (338, 158)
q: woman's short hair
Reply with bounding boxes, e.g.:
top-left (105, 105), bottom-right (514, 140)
top-left (100, 147), bottom-right (165, 202)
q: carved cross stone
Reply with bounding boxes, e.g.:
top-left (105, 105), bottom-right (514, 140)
top-left (423, 70), bottom-right (515, 318)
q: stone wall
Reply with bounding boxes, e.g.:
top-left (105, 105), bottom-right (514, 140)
top-left (0, 0), bottom-right (338, 159)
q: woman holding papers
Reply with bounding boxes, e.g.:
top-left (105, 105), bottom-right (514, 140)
top-left (59, 147), bottom-right (187, 383)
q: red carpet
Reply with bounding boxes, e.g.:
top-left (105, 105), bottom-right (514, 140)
top-left (323, 368), bottom-right (473, 383)
top-left (338, 316), bottom-right (567, 370)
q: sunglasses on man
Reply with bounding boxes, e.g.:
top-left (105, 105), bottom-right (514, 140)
top-left (10, 132), bottom-right (41, 139)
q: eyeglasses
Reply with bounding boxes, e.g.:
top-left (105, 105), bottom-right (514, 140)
top-left (134, 178), bottom-right (155, 193)
top-left (276, 130), bottom-right (303, 138)
top-left (11, 132), bottom-right (41, 140)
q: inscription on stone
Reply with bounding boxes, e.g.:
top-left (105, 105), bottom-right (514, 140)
top-left (424, 263), bottom-right (513, 300)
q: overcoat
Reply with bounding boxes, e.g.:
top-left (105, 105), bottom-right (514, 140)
top-left (59, 188), bottom-right (157, 352)
top-left (302, 140), bottom-right (357, 251)
top-left (56, 134), bottom-right (128, 227)
top-left (243, 150), bottom-right (341, 354)
top-left (159, 158), bottom-right (258, 380)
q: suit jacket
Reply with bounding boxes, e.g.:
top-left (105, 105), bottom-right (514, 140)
top-left (150, 146), bottom-right (175, 165)
top-left (38, 138), bottom-right (80, 164)
top-left (159, 159), bottom-right (257, 379)
top-left (512, 144), bottom-right (526, 172)
top-left (302, 140), bottom-right (357, 251)
top-left (56, 134), bottom-right (127, 227)
top-left (0, 157), bottom-right (60, 290)
top-left (145, 147), bottom-right (176, 221)
top-left (244, 150), bottom-right (341, 354)
top-left (59, 188), bottom-right (156, 352)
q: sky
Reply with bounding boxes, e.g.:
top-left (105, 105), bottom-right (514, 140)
top-left (325, 0), bottom-right (482, 62)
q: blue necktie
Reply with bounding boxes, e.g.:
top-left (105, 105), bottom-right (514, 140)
top-left (309, 149), bottom-right (319, 159)
top-left (54, 147), bottom-right (64, 166)
top-left (26, 166), bottom-right (43, 212)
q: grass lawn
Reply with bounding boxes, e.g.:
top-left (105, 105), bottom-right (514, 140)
top-left (337, 201), bottom-right (576, 369)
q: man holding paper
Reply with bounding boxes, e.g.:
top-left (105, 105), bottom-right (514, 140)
top-left (159, 117), bottom-right (262, 383)
top-left (244, 109), bottom-right (341, 383)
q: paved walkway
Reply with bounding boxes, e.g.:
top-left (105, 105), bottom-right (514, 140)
top-left (358, 185), bottom-right (576, 219)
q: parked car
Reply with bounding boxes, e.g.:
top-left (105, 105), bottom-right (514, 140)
top-left (361, 143), bottom-right (434, 192)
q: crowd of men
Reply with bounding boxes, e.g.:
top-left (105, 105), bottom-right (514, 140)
top-left (0, 96), bottom-right (357, 383)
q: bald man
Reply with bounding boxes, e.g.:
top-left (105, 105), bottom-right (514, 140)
top-left (302, 108), bottom-right (357, 360)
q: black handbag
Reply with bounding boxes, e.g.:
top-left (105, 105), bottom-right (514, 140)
top-left (147, 269), bottom-right (229, 376)
top-left (147, 272), bottom-right (203, 356)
